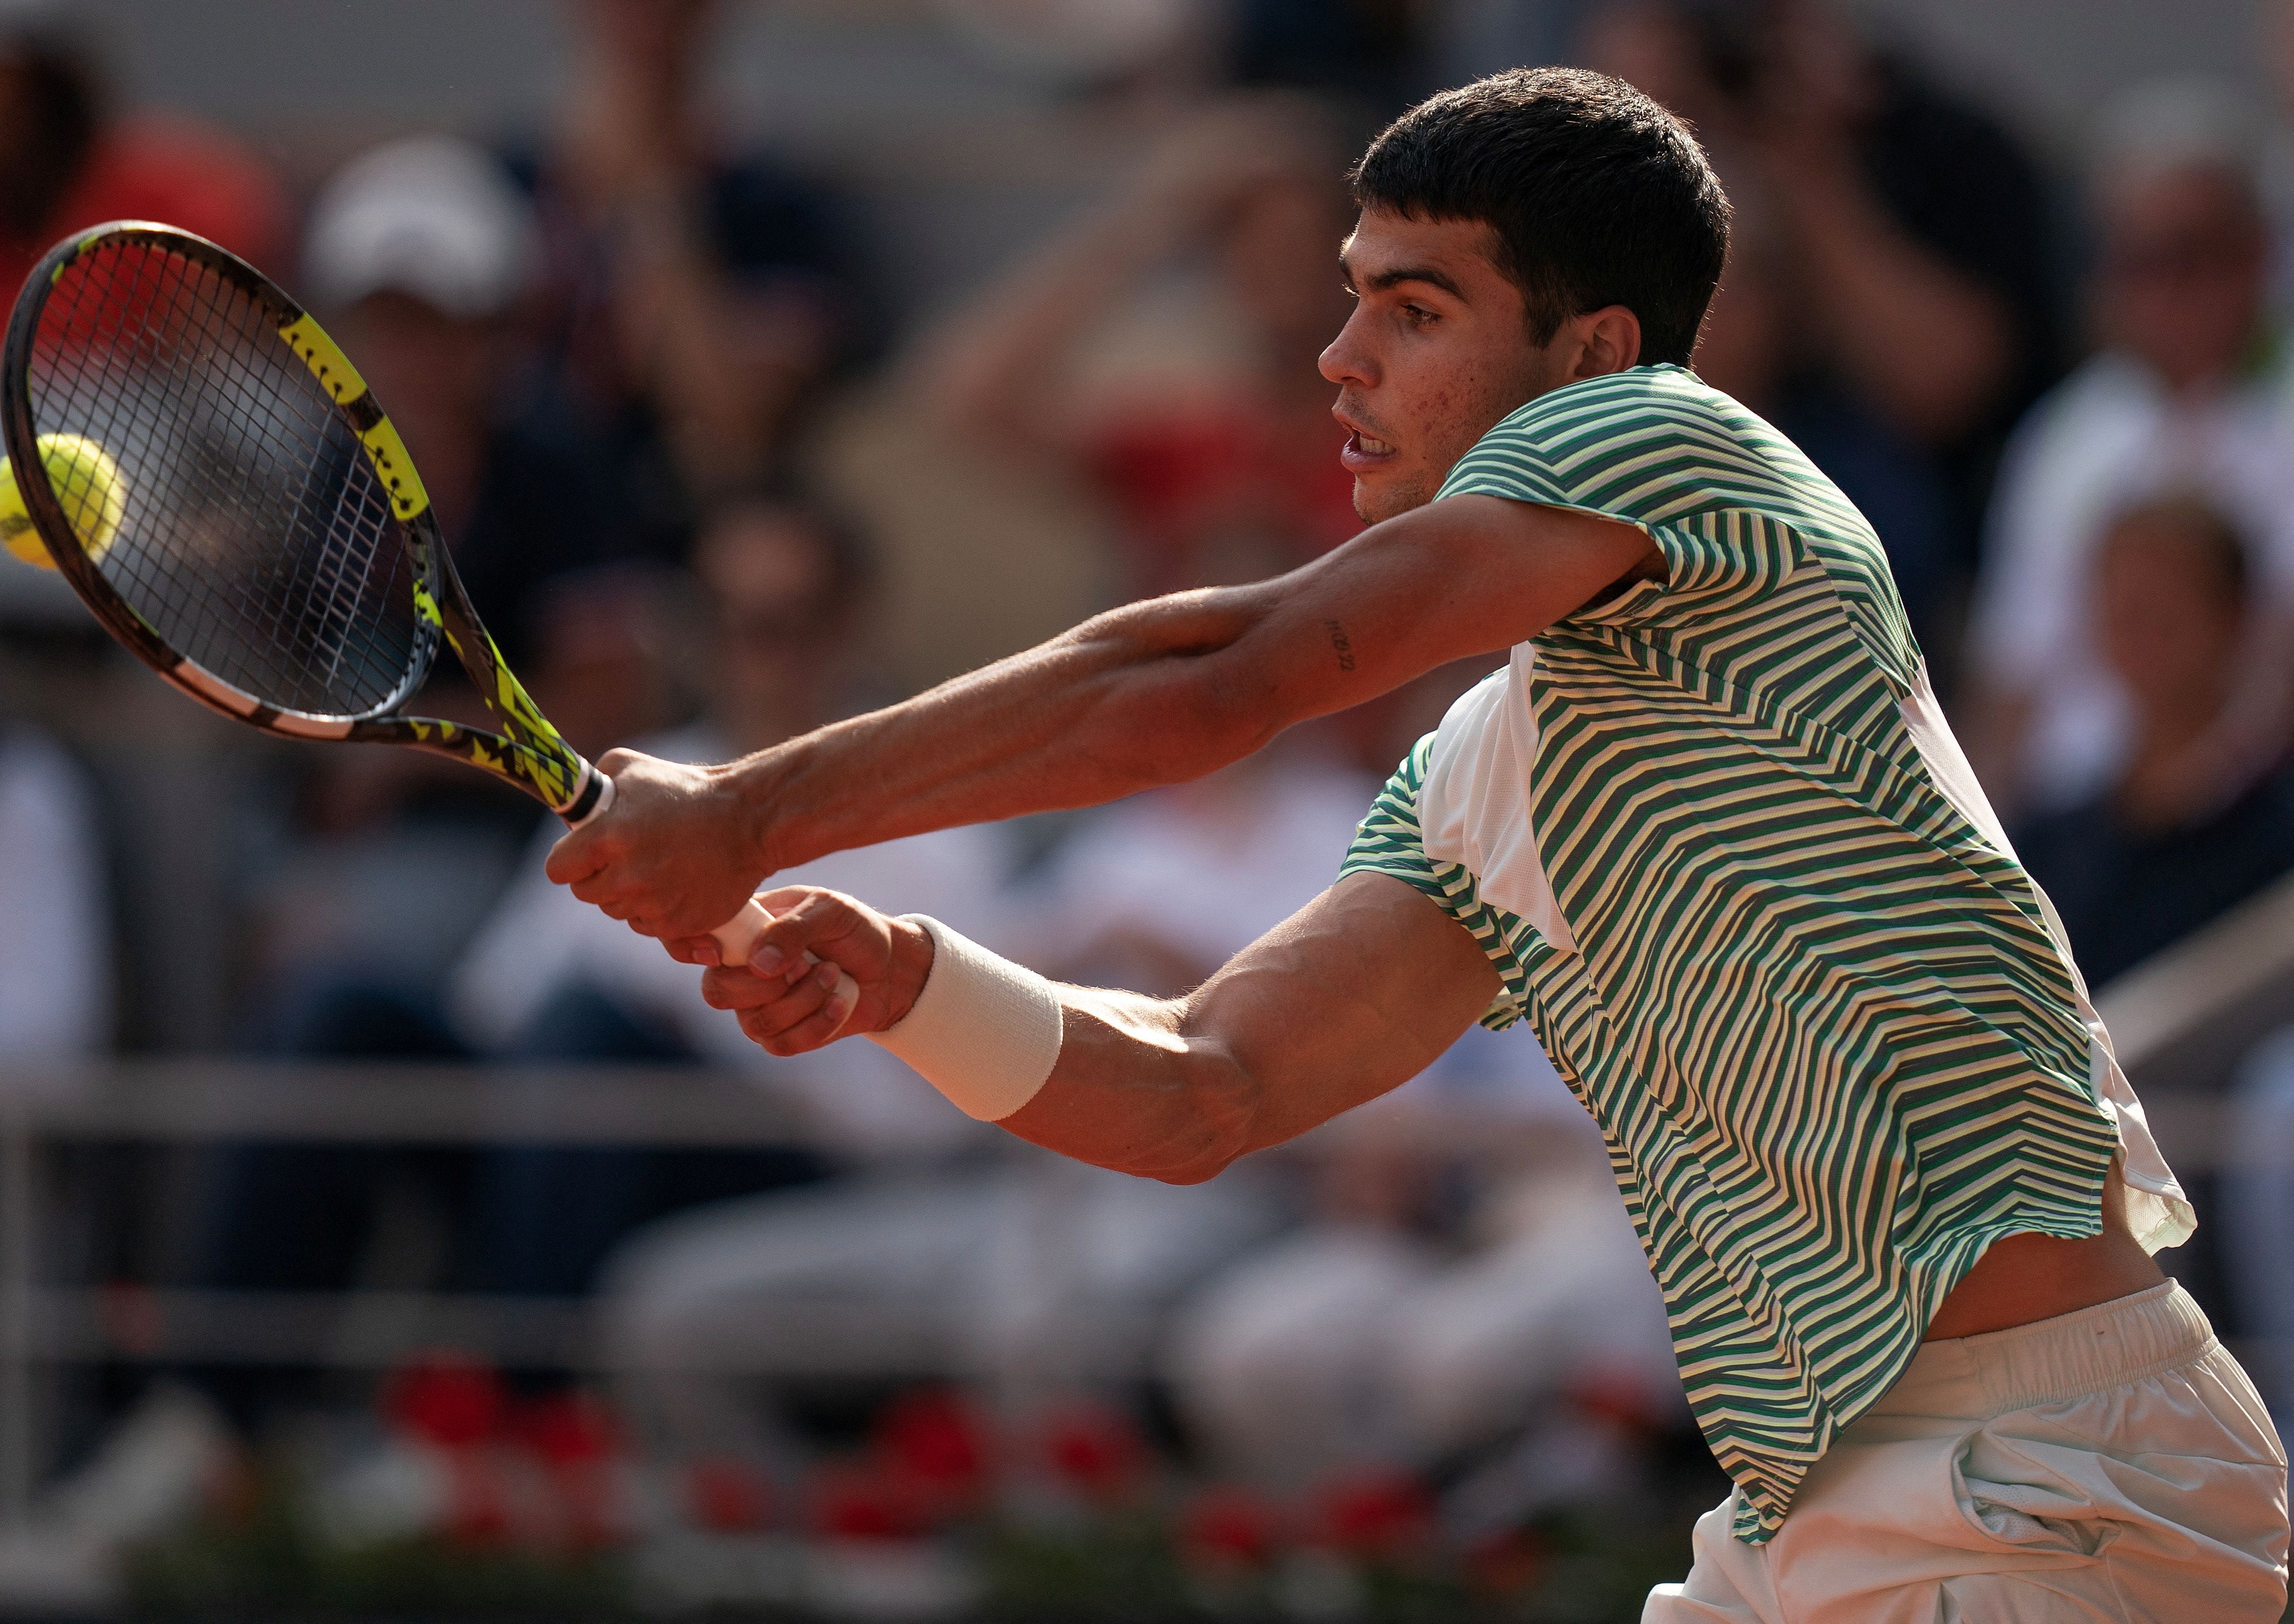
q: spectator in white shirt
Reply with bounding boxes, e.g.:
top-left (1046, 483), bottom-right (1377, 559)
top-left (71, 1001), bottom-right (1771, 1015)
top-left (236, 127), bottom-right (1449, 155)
top-left (0, 724), bottom-right (109, 1064)
top-left (1966, 80), bottom-right (2294, 821)
top-left (452, 489), bottom-right (1014, 1163)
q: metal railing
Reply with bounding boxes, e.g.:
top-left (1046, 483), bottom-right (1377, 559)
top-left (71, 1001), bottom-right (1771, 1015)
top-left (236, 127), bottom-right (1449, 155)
top-left (0, 1060), bottom-right (903, 1524)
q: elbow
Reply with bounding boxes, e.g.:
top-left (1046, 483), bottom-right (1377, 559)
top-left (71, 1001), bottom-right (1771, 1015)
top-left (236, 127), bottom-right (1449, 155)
top-left (1149, 1125), bottom-right (1250, 1185)
top-left (1147, 1028), bottom-right (1260, 1185)
top-left (1150, 669), bottom-right (1284, 779)
top-left (1145, 1137), bottom-right (1248, 1187)
top-left (1079, 602), bottom-right (1286, 780)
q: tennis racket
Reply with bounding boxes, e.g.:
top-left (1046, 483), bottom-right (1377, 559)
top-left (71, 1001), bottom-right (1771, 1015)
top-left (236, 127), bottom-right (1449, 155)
top-left (1, 221), bottom-right (789, 970)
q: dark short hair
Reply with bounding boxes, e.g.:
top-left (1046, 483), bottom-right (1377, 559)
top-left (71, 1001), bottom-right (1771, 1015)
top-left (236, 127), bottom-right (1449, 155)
top-left (1350, 67), bottom-right (1730, 367)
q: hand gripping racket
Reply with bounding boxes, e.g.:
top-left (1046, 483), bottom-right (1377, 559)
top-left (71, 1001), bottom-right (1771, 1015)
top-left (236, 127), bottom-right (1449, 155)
top-left (1, 221), bottom-right (798, 973)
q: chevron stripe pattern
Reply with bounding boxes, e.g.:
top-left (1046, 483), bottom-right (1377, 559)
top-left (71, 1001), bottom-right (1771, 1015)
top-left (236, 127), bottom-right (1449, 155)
top-left (1338, 366), bottom-right (2123, 1543)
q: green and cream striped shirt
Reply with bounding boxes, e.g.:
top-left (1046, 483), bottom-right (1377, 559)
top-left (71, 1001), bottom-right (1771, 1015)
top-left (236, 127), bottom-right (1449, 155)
top-left (1339, 364), bottom-right (2192, 1543)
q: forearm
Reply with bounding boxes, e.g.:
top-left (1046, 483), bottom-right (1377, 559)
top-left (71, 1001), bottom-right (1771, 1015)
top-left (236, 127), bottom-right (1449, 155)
top-left (553, 497), bottom-right (1657, 942)
top-left (998, 879), bottom-right (1494, 1181)
top-left (997, 988), bottom-right (1260, 1183)
top-left (611, 187), bottom-right (812, 484)
top-left (710, 877), bottom-right (1501, 1181)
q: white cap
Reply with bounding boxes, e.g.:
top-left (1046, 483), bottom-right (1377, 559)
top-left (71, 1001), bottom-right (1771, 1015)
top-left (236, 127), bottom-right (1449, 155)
top-left (303, 135), bottom-right (540, 321)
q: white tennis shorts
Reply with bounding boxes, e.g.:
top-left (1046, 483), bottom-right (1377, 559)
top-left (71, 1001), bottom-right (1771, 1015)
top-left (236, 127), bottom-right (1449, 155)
top-left (1644, 1282), bottom-right (2289, 1622)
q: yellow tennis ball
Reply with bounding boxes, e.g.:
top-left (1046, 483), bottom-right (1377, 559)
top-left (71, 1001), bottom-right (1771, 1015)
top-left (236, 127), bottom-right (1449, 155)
top-left (1, 434), bottom-right (124, 570)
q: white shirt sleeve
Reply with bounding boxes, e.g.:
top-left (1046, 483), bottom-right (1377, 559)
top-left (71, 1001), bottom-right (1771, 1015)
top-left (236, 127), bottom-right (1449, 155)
top-left (0, 730), bottom-right (112, 1060)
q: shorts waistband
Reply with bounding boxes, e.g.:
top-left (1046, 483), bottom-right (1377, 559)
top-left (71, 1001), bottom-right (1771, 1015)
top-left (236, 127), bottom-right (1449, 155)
top-left (1871, 1282), bottom-right (2215, 1421)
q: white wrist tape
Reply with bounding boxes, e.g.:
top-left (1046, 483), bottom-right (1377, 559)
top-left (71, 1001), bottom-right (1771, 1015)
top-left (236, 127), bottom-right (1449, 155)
top-left (865, 916), bottom-right (1064, 1122)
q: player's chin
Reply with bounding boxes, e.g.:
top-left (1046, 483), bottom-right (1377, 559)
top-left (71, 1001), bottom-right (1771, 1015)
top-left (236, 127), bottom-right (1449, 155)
top-left (1350, 467), bottom-right (1435, 526)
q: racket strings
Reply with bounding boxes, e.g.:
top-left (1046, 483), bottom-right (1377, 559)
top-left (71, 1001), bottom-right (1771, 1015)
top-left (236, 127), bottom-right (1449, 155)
top-left (27, 239), bottom-right (426, 718)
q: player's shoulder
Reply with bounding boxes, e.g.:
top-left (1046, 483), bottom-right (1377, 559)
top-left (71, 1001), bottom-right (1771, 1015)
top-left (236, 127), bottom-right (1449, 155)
top-left (1449, 364), bottom-right (1719, 483)
top-left (1442, 365), bottom-right (1823, 526)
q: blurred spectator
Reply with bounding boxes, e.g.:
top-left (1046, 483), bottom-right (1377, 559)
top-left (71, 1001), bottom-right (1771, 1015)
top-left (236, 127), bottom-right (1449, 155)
top-left (237, 134), bottom-right (661, 1017)
top-left (2014, 497), bottom-right (2294, 989)
top-left (515, 0), bottom-right (867, 547)
top-left (2260, 0), bottom-right (2294, 318)
top-left (1168, 1027), bottom-right (1678, 1505)
top-left (451, 489), bottom-right (1016, 1166)
top-left (1015, 743), bottom-right (1380, 995)
top-left (2224, 1023), bottom-right (2294, 1429)
top-left (0, 10), bottom-right (283, 303)
top-left (919, 95), bottom-right (1359, 597)
top-left (1693, 175), bottom-right (1954, 654)
top-left (1582, 0), bottom-right (2059, 607)
top-left (1966, 81), bottom-right (2294, 820)
top-left (0, 721), bottom-right (109, 1059)
top-left (305, 133), bottom-right (644, 680)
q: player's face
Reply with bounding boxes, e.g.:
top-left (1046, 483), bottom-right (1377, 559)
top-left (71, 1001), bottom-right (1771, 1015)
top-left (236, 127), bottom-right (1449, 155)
top-left (1321, 208), bottom-right (1568, 524)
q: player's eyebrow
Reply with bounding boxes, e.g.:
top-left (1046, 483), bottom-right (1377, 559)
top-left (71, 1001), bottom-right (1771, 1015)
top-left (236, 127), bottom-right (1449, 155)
top-left (1338, 252), bottom-right (1468, 302)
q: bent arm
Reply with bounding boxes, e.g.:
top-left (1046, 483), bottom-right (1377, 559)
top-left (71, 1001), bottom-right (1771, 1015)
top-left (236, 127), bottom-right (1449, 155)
top-left (550, 494), bottom-right (1654, 940)
top-left (703, 872), bottom-right (1503, 1182)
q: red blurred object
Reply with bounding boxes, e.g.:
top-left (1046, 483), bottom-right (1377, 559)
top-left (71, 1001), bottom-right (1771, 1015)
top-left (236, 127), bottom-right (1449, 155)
top-left (382, 1352), bottom-right (506, 1448)
top-left (812, 1461), bottom-right (930, 1541)
top-left (0, 115), bottom-right (288, 308)
top-left (687, 1457), bottom-right (777, 1534)
top-left (1039, 1400), bottom-right (1150, 1502)
top-left (516, 1390), bottom-right (624, 1550)
top-left (441, 1452), bottom-right (515, 1549)
top-left (1307, 1468), bottom-right (1436, 1561)
top-left (1179, 1484), bottom-right (1282, 1571)
top-left (1567, 1371), bottom-right (1670, 1435)
top-left (517, 1390), bottom-right (619, 1466)
top-left (1464, 1526), bottom-right (1549, 1597)
top-left (874, 1387), bottom-right (990, 1497)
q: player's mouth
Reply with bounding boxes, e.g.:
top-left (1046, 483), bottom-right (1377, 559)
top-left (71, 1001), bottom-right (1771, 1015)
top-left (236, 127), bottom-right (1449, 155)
top-left (1339, 428), bottom-right (1397, 473)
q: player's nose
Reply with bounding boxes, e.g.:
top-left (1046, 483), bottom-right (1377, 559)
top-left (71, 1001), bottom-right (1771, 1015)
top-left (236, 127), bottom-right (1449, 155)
top-left (1319, 310), bottom-right (1376, 389)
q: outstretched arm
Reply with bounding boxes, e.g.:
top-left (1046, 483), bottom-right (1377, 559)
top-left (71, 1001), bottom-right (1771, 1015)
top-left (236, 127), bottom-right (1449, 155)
top-left (701, 871), bottom-right (1502, 1183)
top-left (546, 494), bottom-right (1655, 945)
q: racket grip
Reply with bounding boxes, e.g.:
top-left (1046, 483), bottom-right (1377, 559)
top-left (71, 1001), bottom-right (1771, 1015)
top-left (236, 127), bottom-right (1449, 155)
top-left (710, 898), bottom-right (775, 968)
top-left (567, 767), bottom-right (616, 826)
top-left (711, 897), bottom-right (861, 1035)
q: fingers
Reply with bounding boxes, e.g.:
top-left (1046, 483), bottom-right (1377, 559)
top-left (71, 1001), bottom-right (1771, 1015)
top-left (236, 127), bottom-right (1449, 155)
top-left (726, 959), bottom-right (856, 1056)
top-left (700, 960), bottom-right (805, 1011)
top-left (541, 748), bottom-right (652, 886)
top-left (747, 889), bottom-right (884, 978)
top-left (545, 824), bottom-right (604, 887)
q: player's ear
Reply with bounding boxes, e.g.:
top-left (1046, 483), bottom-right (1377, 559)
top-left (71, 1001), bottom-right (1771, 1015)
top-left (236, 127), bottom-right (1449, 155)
top-left (1569, 305), bottom-right (1642, 379)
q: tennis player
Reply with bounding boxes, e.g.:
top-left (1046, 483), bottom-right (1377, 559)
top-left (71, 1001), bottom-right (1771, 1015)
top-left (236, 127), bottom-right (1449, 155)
top-left (549, 69), bottom-right (2289, 1616)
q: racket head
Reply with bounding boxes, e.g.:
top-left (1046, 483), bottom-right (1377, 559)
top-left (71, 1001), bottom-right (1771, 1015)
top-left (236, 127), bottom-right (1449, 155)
top-left (2, 222), bottom-right (605, 819)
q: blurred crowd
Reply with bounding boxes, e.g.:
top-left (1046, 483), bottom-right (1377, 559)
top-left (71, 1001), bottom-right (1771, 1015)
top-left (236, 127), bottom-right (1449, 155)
top-left (5, 0), bottom-right (2294, 1612)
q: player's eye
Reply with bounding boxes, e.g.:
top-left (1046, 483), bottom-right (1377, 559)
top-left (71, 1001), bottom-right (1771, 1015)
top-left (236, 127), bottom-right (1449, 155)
top-left (1401, 303), bottom-right (1436, 327)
